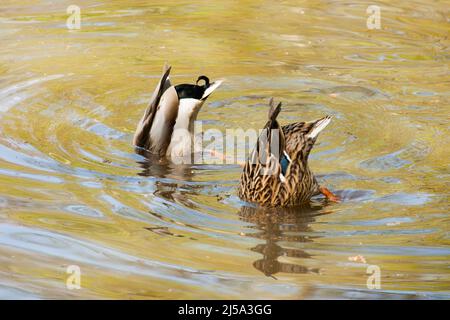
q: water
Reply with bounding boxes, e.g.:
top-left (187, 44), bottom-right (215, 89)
top-left (0, 0), bottom-right (449, 299)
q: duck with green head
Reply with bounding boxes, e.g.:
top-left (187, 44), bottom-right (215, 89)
top-left (238, 98), bottom-right (339, 207)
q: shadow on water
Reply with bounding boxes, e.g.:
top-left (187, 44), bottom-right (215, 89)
top-left (239, 203), bottom-right (332, 278)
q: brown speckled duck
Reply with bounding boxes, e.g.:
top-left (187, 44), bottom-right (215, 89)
top-left (238, 98), bottom-right (339, 207)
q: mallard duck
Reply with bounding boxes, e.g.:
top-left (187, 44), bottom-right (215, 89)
top-left (238, 98), bottom-right (339, 207)
top-left (133, 64), bottom-right (222, 159)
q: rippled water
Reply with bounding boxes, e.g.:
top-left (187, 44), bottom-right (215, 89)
top-left (0, 0), bottom-right (449, 299)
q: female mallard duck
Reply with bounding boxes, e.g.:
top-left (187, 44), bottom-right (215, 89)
top-left (133, 64), bottom-right (222, 159)
top-left (238, 98), bottom-right (339, 207)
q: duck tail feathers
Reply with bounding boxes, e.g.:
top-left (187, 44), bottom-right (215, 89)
top-left (268, 98), bottom-right (282, 122)
top-left (201, 79), bottom-right (223, 100)
top-left (307, 115), bottom-right (332, 139)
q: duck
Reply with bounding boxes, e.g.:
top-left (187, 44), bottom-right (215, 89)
top-left (133, 64), bottom-right (223, 160)
top-left (238, 98), bottom-right (339, 207)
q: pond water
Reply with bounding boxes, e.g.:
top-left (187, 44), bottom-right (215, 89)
top-left (0, 0), bottom-right (449, 299)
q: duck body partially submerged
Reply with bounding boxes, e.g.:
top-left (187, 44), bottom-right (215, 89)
top-left (238, 99), bottom-right (339, 207)
top-left (133, 65), bottom-right (222, 159)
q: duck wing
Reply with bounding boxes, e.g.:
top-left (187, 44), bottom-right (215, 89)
top-left (239, 99), bottom-right (287, 205)
top-left (256, 98), bottom-right (285, 161)
top-left (133, 64), bottom-right (172, 149)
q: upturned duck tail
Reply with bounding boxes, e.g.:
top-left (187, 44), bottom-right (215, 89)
top-left (268, 97), bottom-right (282, 123)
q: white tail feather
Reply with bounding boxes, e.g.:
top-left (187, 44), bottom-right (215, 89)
top-left (308, 116), bottom-right (332, 139)
top-left (202, 80), bottom-right (223, 99)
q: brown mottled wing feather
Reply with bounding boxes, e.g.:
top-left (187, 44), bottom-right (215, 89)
top-left (133, 64), bottom-right (172, 148)
top-left (282, 122), bottom-right (311, 150)
top-left (261, 98), bottom-right (285, 161)
top-left (238, 99), bottom-right (285, 206)
top-left (282, 116), bottom-right (331, 156)
top-left (278, 116), bottom-right (332, 204)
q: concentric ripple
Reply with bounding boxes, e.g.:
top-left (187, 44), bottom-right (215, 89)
top-left (0, 0), bottom-right (448, 299)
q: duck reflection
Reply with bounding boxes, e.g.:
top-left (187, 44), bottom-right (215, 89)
top-left (135, 148), bottom-right (196, 179)
top-left (135, 148), bottom-right (209, 211)
top-left (239, 203), bottom-right (330, 278)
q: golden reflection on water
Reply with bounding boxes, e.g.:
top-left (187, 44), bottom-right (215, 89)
top-left (0, 0), bottom-right (449, 299)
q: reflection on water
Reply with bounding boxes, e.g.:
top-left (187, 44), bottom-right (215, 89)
top-left (136, 148), bottom-right (195, 179)
top-left (0, 0), bottom-right (449, 299)
top-left (240, 205), bottom-right (326, 277)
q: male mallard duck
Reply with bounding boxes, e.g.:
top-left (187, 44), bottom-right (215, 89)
top-left (238, 98), bottom-right (339, 207)
top-left (133, 64), bottom-right (222, 159)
